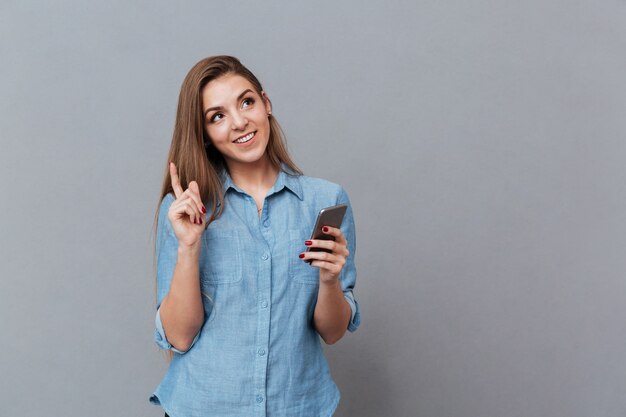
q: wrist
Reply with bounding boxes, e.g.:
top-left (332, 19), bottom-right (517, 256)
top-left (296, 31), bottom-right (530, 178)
top-left (178, 241), bottom-right (201, 257)
top-left (319, 277), bottom-right (341, 289)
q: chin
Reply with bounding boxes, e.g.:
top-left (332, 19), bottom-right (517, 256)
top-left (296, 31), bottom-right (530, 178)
top-left (226, 148), bottom-right (270, 166)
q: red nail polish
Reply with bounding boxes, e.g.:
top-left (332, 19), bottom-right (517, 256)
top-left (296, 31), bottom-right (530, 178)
top-left (305, 240), bottom-right (312, 246)
top-left (201, 206), bottom-right (207, 214)
top-left (299, 253), bottom-right (305, 259)
top-left (199, 217), bottom-right (203, 224)
top-left (322, 226), bottom-right (329, 233)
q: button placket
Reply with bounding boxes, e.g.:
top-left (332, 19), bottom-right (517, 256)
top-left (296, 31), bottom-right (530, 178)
top-left (252, 196), bottom-right (272, 413)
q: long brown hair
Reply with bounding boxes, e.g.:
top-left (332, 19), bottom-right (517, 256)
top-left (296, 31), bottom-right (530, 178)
top-left (151, 55), bottom-right (302, 360)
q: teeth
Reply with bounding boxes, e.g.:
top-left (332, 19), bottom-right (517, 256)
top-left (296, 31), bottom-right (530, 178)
top-left (235, 132), bottom-right (255, 143)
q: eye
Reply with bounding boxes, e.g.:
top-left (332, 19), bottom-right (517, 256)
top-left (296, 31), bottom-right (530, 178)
top-left (210, 113), bottom-right (223, 123)
top-left (242, 97), bottom-right (255, 108)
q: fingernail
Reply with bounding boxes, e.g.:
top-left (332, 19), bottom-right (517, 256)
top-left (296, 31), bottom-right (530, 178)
top-left (299, 253), bottom-right (305, 259)
top-left (322, 226), bottom-right (329, 233)
top-left (199, 217), bottom-right (203, 224)
top-left (305, 240), bottom-right (312, 246)
top-left (201, 206), bottom-right (207, 214)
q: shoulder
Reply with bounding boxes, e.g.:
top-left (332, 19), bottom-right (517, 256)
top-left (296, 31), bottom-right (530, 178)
top-left (296, 174), bottom-right (349, 203)
top-left (157, 193), bottom-right (176, 231)
top-left (159, 192), bottom-right (176, 210)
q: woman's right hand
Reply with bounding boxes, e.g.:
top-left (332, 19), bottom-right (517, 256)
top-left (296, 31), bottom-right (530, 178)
top-left (167, 162), bottom-right (207, 248)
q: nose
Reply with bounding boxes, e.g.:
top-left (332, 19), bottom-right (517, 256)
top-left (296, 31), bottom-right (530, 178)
top-left (231, 111), bottom-right (248, 131)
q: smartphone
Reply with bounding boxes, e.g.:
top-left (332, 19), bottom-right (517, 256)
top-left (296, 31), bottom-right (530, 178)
top-left (306, 204), bottom-right (347, 261)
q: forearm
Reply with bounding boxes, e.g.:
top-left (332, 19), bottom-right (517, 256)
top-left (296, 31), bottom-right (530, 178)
top-left (159, 242), bottom-right (205, 351)
top-left (313, 280), bottom-right (351, 345)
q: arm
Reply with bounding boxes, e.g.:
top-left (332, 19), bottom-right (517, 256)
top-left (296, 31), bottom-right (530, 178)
top-left (307, 187), bottom-right (361, 344)
top-left (158, 241), bottom-right (205, 352)
top-left (154, 180), bottom-right (206, 354)
top-left (313, 280), bottom-right (352, 344)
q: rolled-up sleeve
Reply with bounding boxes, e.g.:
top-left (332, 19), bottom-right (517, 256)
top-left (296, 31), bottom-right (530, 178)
top-left (154, 193), bottom-right (200, 353)
top-left (155, 306), bottom-right (200, 353)
top-left (338, 187), bottom-right (361, 332)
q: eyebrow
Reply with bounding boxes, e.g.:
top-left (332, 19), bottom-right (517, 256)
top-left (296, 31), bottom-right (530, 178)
top-left (203, 89), bottom-right (253, 118)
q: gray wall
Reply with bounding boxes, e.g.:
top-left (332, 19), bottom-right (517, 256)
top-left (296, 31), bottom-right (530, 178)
top-left (2, 1), bottom-right (625, 416)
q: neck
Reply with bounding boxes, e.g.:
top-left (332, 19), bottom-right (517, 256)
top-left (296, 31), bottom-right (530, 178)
top-left (226, 155), bottom-right (279, 194)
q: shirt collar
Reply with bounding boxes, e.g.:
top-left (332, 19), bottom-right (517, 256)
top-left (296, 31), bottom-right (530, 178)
top-left (221, 163), bottom-right (303, 200)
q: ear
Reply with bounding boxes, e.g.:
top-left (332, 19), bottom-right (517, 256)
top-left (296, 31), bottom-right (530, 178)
top-left (261, 91), bottom-right (272, 115)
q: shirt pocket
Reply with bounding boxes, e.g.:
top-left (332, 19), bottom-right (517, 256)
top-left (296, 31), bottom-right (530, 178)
top-left (199, 230), bottom-right (243, 284)
top-left (288, 229), bottom-right (320, 286)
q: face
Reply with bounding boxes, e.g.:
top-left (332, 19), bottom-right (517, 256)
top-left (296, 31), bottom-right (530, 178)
top-left (201, 74), bottom-right (272, 169)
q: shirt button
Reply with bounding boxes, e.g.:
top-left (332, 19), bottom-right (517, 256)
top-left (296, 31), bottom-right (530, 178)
top-left (258, 348), bottom-right (266, 356)
top-left (261, 301), bottom-right (268, 308)
top-left (256, 395), bottom-right (264, 403)
top-left (263, 219), bottom-right (270, 227)
top-left (261, 253), bottom-right (269, 261)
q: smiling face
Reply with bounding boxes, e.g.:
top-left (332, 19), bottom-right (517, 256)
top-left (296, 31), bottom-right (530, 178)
top-left (202, 73), bottom-right (272, 170)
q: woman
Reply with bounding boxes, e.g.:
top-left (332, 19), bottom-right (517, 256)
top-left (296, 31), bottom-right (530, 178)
top-left (149, 55), bottom-right (361, 417)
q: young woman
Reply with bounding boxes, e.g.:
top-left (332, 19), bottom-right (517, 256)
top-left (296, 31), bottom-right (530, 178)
top-left (149, 55), bottom-right (361, 417)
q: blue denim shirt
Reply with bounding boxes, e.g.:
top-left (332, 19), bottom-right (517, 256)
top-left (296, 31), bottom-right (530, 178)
top-left (149, 166), bottom-right (361, 417)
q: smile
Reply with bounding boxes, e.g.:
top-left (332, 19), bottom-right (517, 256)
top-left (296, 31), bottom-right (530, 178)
top-left (233, 131), bottom-right (256, 144)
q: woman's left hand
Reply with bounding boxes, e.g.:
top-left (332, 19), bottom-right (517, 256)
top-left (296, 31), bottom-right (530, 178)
top-left (300, 226), bottom-right (349, 285)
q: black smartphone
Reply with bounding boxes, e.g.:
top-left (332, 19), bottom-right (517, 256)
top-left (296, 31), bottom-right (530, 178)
top-left (306, 204), bottom-right (347, 261)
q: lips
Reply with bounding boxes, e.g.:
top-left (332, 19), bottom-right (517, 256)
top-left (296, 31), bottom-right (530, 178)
top-left (233, 131), bottom-right (256, 144)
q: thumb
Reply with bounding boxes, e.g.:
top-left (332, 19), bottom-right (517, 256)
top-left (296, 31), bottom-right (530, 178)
top-left (188, 180), bottom-right (200, 196)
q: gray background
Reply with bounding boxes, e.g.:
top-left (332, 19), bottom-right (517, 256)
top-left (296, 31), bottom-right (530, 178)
top-left (1, 1), bottom-right (625, 416)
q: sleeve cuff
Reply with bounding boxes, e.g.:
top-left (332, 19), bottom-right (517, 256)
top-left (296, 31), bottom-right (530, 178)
top-left (343, 290), bottom-right (361, 333)
top-left (154, 307), bottom-right (200, 354)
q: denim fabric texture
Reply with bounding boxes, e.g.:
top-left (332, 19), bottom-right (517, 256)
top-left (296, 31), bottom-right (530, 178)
top-left (149, 166), bottom-right (361, 417)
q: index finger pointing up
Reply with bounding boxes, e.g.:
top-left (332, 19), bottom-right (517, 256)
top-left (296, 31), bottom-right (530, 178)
top-left (169, 162), bottom-right (184, 199)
